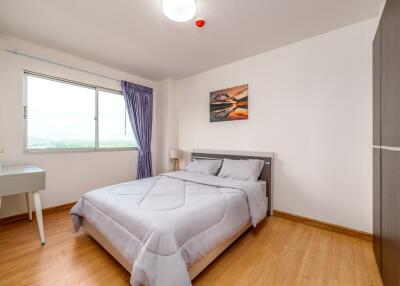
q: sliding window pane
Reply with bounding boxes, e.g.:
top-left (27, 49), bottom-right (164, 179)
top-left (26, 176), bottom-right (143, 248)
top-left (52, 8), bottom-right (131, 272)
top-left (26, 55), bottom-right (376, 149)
top-left (26, 75), bottom-right (96, 150)
top-left (98, 90), bottom-right (136, 148)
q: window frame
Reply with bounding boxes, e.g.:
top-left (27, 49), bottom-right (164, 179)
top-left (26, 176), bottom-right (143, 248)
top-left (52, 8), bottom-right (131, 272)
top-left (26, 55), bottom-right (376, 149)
top-left (23, 71), bottom-right (137, 154)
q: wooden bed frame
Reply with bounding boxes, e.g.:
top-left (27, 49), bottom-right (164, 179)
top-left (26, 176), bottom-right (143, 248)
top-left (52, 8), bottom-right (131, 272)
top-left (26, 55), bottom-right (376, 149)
top-left (83, 150), bottom-right (273, 280)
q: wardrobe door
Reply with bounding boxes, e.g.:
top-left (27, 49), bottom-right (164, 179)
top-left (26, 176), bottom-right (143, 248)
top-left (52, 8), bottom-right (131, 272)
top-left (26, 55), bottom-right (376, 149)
top-left (380, 1), bottom-right (400, 285)
top-left (372, 21), bottom-right (382, 273)
top-left (373, 22), bottom-right (381, 147)
top-left (381, 0), bottom-right (400, 147)
top-left (381, 150), bottom-right (400, 286)
top-left (373, 148), bottom-right (381, 271)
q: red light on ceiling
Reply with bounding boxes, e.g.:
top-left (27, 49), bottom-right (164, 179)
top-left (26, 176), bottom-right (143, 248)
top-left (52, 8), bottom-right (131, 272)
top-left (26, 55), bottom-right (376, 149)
top-left (195, 18), bottom-right (205, 28)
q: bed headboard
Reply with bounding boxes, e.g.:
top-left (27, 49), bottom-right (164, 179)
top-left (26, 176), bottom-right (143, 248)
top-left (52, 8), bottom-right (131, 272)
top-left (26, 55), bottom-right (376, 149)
top-left (191, 149), bottom-right (273, 216)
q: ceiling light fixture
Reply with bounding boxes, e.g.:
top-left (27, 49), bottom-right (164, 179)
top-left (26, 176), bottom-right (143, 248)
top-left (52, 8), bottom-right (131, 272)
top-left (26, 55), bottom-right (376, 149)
top-left (162, 0), bottom-right (197, 22)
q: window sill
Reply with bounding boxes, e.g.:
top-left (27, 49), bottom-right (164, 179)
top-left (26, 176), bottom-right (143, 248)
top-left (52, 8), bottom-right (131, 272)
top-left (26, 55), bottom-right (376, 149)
top-left (24, 147), bottom-right (138, 155)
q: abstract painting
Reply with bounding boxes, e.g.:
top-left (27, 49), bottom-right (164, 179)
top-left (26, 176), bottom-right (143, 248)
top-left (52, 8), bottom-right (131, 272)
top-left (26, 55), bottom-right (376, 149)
top-left (210, 84), bottom-right (248, 122)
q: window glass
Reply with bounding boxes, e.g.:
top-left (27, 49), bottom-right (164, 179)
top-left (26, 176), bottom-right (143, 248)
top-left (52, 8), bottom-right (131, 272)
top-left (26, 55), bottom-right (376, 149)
top-left (25, 73), bottom-right (137, 151)
top-left (98, 90), bottom-right (136, 148)
top-left (27, 75), bottom-right (96, 150)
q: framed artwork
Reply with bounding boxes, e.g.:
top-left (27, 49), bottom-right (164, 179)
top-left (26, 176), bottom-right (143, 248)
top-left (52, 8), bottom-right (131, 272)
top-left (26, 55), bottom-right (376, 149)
top-left (210, 84), bottom-right (248, 122)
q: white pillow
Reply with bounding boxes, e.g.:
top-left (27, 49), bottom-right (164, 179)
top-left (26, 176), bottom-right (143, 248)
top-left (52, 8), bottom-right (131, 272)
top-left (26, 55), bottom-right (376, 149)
top-left (184, 159), bottom-right (222, 175)
top-left (217, 159), bottom-right (264, 181)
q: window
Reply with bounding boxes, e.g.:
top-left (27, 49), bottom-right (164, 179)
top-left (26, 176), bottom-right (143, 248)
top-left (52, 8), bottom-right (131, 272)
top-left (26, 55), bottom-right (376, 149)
top-left (25, 72), bottom-right (137, 152)
top-left (98, 90), bottom-right (135, 148)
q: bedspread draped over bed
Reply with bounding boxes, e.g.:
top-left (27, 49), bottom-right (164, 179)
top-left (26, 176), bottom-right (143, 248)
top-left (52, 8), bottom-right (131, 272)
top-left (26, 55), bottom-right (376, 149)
top-left (70, 171), bottom-right (267, 286)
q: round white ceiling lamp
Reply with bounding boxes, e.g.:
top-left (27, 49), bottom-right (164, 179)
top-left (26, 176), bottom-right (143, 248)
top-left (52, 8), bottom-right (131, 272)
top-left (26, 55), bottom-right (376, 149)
top-left (162, 0), bottom-right (197, 22)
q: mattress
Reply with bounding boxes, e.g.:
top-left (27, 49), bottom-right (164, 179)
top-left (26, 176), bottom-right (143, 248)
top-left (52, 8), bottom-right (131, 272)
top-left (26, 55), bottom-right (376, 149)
top-left (71, 171), bottom-right (267, 286)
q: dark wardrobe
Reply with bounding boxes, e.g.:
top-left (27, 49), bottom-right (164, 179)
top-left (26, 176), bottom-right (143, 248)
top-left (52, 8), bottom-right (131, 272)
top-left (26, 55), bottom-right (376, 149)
top-left (373, 1), bottom-right (400, 286)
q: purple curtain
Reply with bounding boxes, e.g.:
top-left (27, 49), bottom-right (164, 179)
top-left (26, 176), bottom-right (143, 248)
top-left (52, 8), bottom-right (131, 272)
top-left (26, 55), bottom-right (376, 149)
top-left (121, 81), bottom-right (153, 179)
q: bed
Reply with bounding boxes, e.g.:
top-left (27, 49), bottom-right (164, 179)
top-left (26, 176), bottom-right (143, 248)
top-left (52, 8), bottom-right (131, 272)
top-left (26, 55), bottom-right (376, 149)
top-left (71, 150), bottom-right (273, 286)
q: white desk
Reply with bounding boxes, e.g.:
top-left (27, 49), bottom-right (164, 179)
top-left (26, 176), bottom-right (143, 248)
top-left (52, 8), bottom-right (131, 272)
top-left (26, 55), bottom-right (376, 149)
top-left (0, 165), bottom-right (46, 245)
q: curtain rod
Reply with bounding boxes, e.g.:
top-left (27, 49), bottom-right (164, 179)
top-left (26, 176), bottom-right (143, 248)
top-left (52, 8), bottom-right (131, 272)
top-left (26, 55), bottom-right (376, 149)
top-left (4, 48), bottom-right (121, 82)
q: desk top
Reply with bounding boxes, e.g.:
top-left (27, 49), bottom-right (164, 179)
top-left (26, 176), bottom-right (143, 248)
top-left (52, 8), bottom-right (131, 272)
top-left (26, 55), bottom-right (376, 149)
top-left (0, 165), bottom-right (46, 196)
top-left (0, 165), bottom-right (45, 177)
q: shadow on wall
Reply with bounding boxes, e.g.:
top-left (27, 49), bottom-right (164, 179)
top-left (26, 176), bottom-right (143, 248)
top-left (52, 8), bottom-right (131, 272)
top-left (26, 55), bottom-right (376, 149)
top-left (272, 154), bottom-right (330, 223)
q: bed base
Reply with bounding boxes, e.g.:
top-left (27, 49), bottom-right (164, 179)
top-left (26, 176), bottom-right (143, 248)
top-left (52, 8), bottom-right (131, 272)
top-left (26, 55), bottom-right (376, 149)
top-left (82, 218), bottom-right (251, 280)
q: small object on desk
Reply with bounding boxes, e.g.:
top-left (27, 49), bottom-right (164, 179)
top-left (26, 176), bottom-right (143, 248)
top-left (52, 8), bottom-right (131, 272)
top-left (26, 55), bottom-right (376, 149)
top-left (0, 165), bottom-right (46, 245)
top-left (169, 149), bottom-right (182, 171)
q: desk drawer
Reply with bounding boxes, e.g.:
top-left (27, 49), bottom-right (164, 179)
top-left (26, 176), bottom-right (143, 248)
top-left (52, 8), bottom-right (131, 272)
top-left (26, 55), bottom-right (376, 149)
top-left (0, 172), bottom-right (45, 196)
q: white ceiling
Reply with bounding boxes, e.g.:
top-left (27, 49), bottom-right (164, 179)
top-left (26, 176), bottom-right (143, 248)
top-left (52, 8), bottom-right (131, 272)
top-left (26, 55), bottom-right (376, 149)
top-left (0, 0), bottom-right (382, 81)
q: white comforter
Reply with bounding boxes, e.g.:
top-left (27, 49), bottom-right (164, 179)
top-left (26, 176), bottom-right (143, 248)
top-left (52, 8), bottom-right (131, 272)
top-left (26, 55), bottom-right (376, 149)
top-left (70, 171), bottom-right (267, 286)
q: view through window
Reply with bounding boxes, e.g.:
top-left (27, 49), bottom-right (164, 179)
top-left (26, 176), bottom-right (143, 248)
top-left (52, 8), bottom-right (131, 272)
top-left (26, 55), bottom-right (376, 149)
top-left (98, 90), bottom-right (135, 148)
top-left (26, 73), bottom-right (137, 151)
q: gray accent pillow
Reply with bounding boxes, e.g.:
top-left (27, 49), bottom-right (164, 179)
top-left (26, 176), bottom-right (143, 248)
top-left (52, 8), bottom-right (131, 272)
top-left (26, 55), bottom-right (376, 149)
top-left (183, 159), bottom-right (223, 175)
top-left (217, 159), bottom-right (264, 181)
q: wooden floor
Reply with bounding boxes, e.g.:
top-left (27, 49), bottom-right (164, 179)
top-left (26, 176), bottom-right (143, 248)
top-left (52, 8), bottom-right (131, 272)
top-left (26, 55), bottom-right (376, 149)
top-left (0, 210), bottom-right (382, 286)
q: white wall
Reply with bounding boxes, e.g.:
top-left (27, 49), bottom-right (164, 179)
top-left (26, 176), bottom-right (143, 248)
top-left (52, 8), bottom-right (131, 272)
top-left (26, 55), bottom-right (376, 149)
top-left (155, 79), bottom-right (178, 174)
top-left (0, 34), bottom-right (157, 218)
top-left (176, 18), bottom-right (378, 232)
